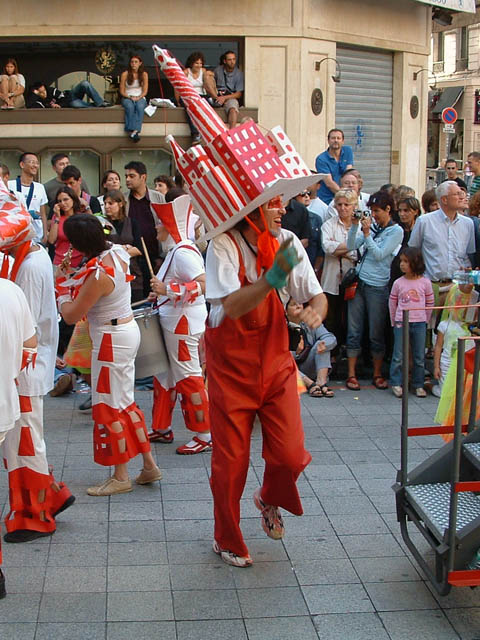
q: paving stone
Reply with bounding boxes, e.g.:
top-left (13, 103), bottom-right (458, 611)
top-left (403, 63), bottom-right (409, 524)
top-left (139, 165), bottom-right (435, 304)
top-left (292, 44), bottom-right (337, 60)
top-left (426, 580), bottom-right (480, 609)
top-left (313, 612), bottom-right (391, 640)
top-left (283, 536), bottom-right (347, 560)
top-left (302, 583), bottom-right (374, 615)
top-left (164, 518), bottom-right (214, 541)
top-left (2, 543), bottom-right (49, 567)
top-left (293, 558), bottom-right (359, 585)
top-left (108, 565), bottom-right (170, 591)
top-left (0, 593), bottom-right (41, 622)
top-left (237, 586), bottom-right (309, 618)
top-left (380, 610), bottom-right (460, 639)
top-left (329, 513), bottom-right (390, 536)
top-left (2, 566), bottom-right (46, 592)
top-left (0, 623), bottom-right (36, 639)
top-left (339, 533), bottom-right (405, 558)
top-left (50, 520), bottom-right (108, 543)
top-left (107, 621), bottom-right (176, 640)
top-left (163, 500), bottom-right (213, 520)
top-left (167, 539), bottom-right (223, 564)
top-left (232, 561), bottom-right (297, 589)
top-left (309, 478), bottom-right (363, 497)
top-left (47, 542), bottom-right (108, 566)
top-left (176, 619), bottom-right (247, 640)
top-left (170, 562), bottom-right (235, 590)
top-left (109, 501), bottom-right (163, 521)
top-left (39, 592), bottom-right (107, 622)
top-left (319, 495), bottom-right (377, 516)
top-left (35, 622), bottom-right (106, 640)
top-left (162, 483), bottom-right (213, 501)
top-left (245, 616), bottom-right (318, 640)
top-left (173, 589), bottom-right (241, 620)
top-left (108, 542), bottom-right (168, 565)
top-left (279, 514), bottom-right (336, 537)
top-left (352, 556), bottom-right (421, 583)
top-left (365, 581), bottom-right (439, 611)
top-left (44, 566), bottom-right (107, 592)
top-left (445, 607), bottom-right (480, 639)
top-left (107, 591), bottom-right (174, 621)
top-left (303, 464), bottom-right (355, 482)
top-left (109, 521), bottom-right (165, 542)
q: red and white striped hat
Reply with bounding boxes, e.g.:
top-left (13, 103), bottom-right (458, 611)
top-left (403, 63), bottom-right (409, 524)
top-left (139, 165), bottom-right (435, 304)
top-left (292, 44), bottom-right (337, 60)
top-left (0, 181), bottom-right (34, 250)
top-left (149, 194), bottom-right (193, 244)
top-left (153, 46), bottom-right (325, 241)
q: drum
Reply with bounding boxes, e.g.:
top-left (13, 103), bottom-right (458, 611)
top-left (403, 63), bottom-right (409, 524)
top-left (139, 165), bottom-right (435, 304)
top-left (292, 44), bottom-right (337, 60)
top-left (134, 306), bottom-right (169, 378)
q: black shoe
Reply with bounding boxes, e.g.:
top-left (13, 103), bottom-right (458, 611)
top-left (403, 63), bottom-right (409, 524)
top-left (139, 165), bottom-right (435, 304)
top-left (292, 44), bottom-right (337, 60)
top-left (132, 133), bottom-right (140, 143)
top-left (52, 494), bottom-right (76, 518)
top-left (0, 569), bottom-right (5, 599)
top-left (78, 394), bottom-right (92, 411)
top-left (4, 529), bottom-right (54, 543)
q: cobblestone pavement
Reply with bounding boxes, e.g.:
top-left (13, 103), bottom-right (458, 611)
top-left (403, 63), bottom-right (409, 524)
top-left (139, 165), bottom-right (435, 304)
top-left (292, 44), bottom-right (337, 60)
top-left (1, 383), bottom-right (479, 640)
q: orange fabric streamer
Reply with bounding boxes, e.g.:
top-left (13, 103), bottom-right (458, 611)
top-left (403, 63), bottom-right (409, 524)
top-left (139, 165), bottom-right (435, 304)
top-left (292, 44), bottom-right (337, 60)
top-left (244, 204), bottom-right (280, 275)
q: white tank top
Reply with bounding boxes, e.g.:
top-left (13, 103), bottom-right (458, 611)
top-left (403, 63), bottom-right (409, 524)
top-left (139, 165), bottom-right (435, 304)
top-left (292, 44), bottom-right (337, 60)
top-left (186, 68), bottom-right (205, 96)
top-left (87, 245), bottom-right (133, 326)
top-left (125, 77), bottom-right (142, 97)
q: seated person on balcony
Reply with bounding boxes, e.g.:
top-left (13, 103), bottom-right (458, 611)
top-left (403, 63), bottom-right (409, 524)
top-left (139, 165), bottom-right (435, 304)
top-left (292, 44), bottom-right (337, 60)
top-left (119, 55), bottom-right (149, 143)
top-left (0, 58), bottom-right (25, 109)
top-left (60, 165), bottom-right (101, 214)
top-left (208, 51), bottom-right (243, 129)
top-left (25, 81), bottom-right (111, 109)
top-left (177, 51), bottom-right (215, 144)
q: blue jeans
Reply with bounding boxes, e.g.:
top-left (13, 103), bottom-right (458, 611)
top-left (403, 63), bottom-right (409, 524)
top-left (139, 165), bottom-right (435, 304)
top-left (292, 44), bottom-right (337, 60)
top-left (69, 81), bottom-right (104, 108)
top-left (390, 322), bottom-right (426, 388)
top-left (346, 280), bottom-right (389, 359)
top-left (122, 97), bottom-right (147, 132)
top-left (297, 330), bottom-right (337, 380)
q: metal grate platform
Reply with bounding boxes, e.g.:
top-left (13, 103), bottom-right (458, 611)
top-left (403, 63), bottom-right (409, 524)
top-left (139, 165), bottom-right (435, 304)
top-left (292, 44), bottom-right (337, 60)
top-left (463, 443), bottom-right (480, 470)
top-left (405, 483), bottom-right (480, 540)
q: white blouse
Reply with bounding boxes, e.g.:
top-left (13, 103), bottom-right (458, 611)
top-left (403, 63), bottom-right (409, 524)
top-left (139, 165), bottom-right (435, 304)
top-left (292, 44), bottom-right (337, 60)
top-left (321, 216), bottom-right (362, 295)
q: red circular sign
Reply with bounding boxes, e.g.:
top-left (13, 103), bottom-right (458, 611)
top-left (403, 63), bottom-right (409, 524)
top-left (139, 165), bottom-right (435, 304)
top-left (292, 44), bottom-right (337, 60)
top-left (442, 107), bottom-right (458, 124)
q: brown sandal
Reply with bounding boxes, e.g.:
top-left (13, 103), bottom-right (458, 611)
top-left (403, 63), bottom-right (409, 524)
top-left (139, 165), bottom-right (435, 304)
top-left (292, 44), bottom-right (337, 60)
top-left (372, 376), bottom-right (388, 390)
top-left (346, 376), bottom-right (360, 391)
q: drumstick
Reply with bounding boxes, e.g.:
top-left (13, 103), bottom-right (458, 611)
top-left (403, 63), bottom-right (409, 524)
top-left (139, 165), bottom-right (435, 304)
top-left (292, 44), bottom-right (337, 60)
top-left (131, 298), bottom-right (150, 308)
top-left (140, 237), bottom-right (155, 278)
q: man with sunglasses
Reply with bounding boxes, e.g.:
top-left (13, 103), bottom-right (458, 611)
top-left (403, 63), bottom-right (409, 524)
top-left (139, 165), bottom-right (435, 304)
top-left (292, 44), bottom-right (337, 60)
top-left (281, 191), bottom-right (312, 249)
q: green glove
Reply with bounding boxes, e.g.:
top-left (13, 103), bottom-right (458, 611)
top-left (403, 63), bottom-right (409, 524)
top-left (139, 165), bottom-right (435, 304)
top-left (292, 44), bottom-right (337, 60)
top-left (265, 237), bottom-right (302, 289)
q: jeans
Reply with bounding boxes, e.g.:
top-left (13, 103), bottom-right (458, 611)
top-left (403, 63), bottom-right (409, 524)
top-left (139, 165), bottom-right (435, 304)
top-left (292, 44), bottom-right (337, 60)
top-left (69, 81), bottom-right (104, 108)
top-left (389, 322), bottom-right (426, 388)
top-left (297, 333), bottom-right (337, 381)
top-left (346, 280), bottom-right (389, 359)
top-left (122, 97), bottom-right (147, 132)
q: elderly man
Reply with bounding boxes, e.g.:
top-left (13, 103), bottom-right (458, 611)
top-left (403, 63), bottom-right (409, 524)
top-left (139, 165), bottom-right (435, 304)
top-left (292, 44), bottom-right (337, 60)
top-left (409, 180), bottom-right (475, 296)
top-left (315, 129), bottom-right (353, 205)
top-left (325, 170), bottom-right (367, 220)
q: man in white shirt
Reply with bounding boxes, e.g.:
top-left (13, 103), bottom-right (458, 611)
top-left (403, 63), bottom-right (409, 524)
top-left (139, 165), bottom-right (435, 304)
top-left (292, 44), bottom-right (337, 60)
top-left (0, 278), bottom-right (37, 598)
top-left (205, 197), bottom-right (327, 567)
top-left (326, 170), bottom-right (369, 220)
top-left (409, 181), bottom-right (475, 286)
top-left (8, 153), bottom-right (47, 244)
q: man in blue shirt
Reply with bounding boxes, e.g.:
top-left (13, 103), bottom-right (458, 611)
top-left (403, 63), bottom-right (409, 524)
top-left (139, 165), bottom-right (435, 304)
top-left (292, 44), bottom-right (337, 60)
top-left (315, 129), bottom-right (354, 204)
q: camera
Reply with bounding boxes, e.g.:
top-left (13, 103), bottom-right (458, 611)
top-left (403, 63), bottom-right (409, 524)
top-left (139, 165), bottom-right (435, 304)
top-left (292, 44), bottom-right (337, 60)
top-left (353, 209), bottom-right (370, 220)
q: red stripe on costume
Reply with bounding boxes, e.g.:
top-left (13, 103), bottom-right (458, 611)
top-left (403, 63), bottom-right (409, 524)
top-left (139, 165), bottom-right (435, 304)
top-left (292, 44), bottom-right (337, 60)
top-left (5, 467), bottom-right (56, 534)
top-left (126, 274), bottom-right (135, 283)
top-left (96, 366), bottom-right (111, 394)
top-left (19, 395), bottom-right (33, 413)
top-left (178, 339), bottom-right (192, 362)
top-left (175, 315), bottom-right (189, 335)
top-left (98, 333), bottom-right (114, 363)
top-left (18, 426), bottom-right (35, 456)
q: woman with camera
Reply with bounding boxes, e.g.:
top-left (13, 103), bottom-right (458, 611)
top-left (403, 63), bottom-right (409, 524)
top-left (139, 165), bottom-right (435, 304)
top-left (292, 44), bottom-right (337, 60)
top-left (345, 191), bottom-right (403, 390)
top-left (321, 189), bottom-right (361, 351)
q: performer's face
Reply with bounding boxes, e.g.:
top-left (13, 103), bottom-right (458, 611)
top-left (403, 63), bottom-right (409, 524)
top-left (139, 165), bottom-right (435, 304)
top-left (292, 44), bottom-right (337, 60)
top-left (156, 224), bottom-right (170, 243)
top-left (264, 196), bottom-right (286, 237)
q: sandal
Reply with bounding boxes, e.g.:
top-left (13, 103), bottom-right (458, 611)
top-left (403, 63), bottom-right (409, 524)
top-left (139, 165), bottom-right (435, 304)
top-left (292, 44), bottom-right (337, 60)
top-left (319, 384), bottom-right (334, 397)
top-left (372, 376), bottom-right (388, 390)
top-left (346, 376), bottom-right (360, 391)
top-left (307, 382), bottom-right (323, 397)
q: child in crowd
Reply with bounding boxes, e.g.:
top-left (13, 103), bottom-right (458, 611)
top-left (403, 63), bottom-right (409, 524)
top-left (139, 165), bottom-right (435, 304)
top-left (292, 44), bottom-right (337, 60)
top-left (389, 247), bottom-right (434, 398)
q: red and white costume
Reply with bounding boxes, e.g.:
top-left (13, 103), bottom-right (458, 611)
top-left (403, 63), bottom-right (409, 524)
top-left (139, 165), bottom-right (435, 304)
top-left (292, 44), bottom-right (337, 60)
top-left (0, 279), bottom-right (36, 559)
top-left (149, 195), bottom-right (210, 448)
top-left (59, 245), bottom-right (151, 467)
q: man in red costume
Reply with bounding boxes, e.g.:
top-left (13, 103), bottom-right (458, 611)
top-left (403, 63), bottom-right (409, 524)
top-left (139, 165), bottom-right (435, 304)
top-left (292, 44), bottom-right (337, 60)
top-left (205, 197), bottom-right (327, 566)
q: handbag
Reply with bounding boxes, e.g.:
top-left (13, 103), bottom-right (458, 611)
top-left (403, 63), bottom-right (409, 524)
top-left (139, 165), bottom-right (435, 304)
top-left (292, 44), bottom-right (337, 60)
top-left (340, 266), bottom-right (358, 289)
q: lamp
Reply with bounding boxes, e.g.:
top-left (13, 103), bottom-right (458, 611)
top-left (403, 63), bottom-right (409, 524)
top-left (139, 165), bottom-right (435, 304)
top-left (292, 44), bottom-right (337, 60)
top-left (413, 68), bottom-right (437, 88)
top-left (432, 8), bottom-right (453, 27)
top-left (315, 57), bottom-right (341, 83)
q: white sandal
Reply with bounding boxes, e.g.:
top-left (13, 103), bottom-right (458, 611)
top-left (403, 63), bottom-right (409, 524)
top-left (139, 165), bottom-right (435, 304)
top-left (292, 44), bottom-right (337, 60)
top-left (212, 540), bottom-right (252, 568)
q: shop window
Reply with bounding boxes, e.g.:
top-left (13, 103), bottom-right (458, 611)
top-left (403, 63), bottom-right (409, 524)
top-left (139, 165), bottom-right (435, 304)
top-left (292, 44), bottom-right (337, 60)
top-left (40, 149), bottom-right (100, 194)
top-left (112, 148), bottom-right (173, 190)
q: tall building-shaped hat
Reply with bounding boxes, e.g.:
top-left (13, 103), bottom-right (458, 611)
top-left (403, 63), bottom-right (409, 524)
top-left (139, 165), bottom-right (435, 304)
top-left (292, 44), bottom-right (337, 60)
top-left (0, 181), bottom-right (34, 250)
top-left (153, 46), bottom-right (325, 241)
top-left (149, 194), bottom-right (193, 244)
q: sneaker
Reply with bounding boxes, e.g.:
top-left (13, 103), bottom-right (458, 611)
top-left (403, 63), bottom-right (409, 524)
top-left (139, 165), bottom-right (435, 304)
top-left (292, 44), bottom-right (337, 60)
top-left (148, 429), bottom-right (174, 444)
top-left (132, 133), bottom-right (141, 143)
top-left (253, 488), bottom-right (285, 540)
top-left (135, 465), bottom-right (163, 485)
top-left (213, 540), bottom-right (252, 568)
top-left (87, 476), bottom-right (132, 496)
top-left (431, 384), bottom-right (441, 398)
top-left (176, 436), bottom-right (212, 455)
top-left (391, 385), bottom-right (402, 398)
top-left (100, 101), bottom-right (112, 107)
top-left (415, 387), bottom-right (427, 398)
top-left (78, 394), bottom-right (92, 411)
top-left (50, 373), bottom-right (77, 397)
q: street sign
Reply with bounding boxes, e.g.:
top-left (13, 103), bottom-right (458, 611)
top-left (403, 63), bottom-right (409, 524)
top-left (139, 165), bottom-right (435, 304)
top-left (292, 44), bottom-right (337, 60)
top-left (443, 124), bottom-right (455, 133)
top-left (413, 0), bottom-right (475, 12)
top-left (442, 107), bottom-right (458, 125)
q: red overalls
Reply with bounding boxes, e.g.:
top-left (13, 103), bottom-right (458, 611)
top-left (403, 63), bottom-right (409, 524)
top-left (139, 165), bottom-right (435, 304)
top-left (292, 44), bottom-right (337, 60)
top-left (205, 234), bottom-right (311, 557)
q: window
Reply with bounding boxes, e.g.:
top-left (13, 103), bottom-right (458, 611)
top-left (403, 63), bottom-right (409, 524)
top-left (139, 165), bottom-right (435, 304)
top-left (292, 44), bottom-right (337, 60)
top-left (456, 26), bottom-right (468, 71)
top-left (436, 32), bottom-right (445, 62)
top-left (112, 148), bottom-right (173, 190)
top-left (40, 150), bottom-right (100, 193)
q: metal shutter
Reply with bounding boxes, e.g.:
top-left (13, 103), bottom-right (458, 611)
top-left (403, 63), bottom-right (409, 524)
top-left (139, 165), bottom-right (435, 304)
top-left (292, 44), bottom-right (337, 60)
top-left (335, 46), bottom-right (393, 194)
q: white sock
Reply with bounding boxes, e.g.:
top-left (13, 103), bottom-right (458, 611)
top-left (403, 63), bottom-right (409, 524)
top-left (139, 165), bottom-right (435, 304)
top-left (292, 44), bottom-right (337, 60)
top-left (196, 432), bottom-right (211, 443)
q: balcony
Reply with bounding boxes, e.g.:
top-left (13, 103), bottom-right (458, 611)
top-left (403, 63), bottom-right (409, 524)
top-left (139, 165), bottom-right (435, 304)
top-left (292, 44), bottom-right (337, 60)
top-left (433, 61), bottom-right (445, 74)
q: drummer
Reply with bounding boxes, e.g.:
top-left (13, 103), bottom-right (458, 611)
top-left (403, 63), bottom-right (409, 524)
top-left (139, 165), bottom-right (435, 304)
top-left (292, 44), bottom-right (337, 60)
top-left (147, 190), bottom-right (211, 455)
top-left (57, 214), bottom-right (162, 496)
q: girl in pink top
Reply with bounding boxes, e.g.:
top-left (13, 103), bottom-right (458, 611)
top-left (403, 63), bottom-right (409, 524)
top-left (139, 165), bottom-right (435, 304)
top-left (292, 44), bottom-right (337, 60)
top-left (389, 247), bottom-right (434, 398)
top-left (48, 186), bottom-right (84, 268)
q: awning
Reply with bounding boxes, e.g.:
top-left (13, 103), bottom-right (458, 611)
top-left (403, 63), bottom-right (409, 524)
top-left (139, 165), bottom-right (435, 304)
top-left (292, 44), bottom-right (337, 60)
top-left (432, 86), bottom-right (464, 113)
top-left (413, 0), bottom-right (475, 12)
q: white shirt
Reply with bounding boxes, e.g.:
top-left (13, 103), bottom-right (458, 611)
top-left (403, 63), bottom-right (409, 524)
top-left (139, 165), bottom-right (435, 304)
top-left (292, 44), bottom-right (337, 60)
top-left (206, 228), bottom-right (322, 328)
top-left (321, 216), bottom-right (362, 295)
top-left (8, 179), bottom-right (47, 242)
top-left (15, 246), bottom-right (58, 396)
top-left (409, 209), bottom-right (475, 281)
top-left (156, 242), bottom-right (207, 335)
top-left (0, 279), bottom-right (35, 429)
top-left (308, 198), bottom-right (329, 222)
